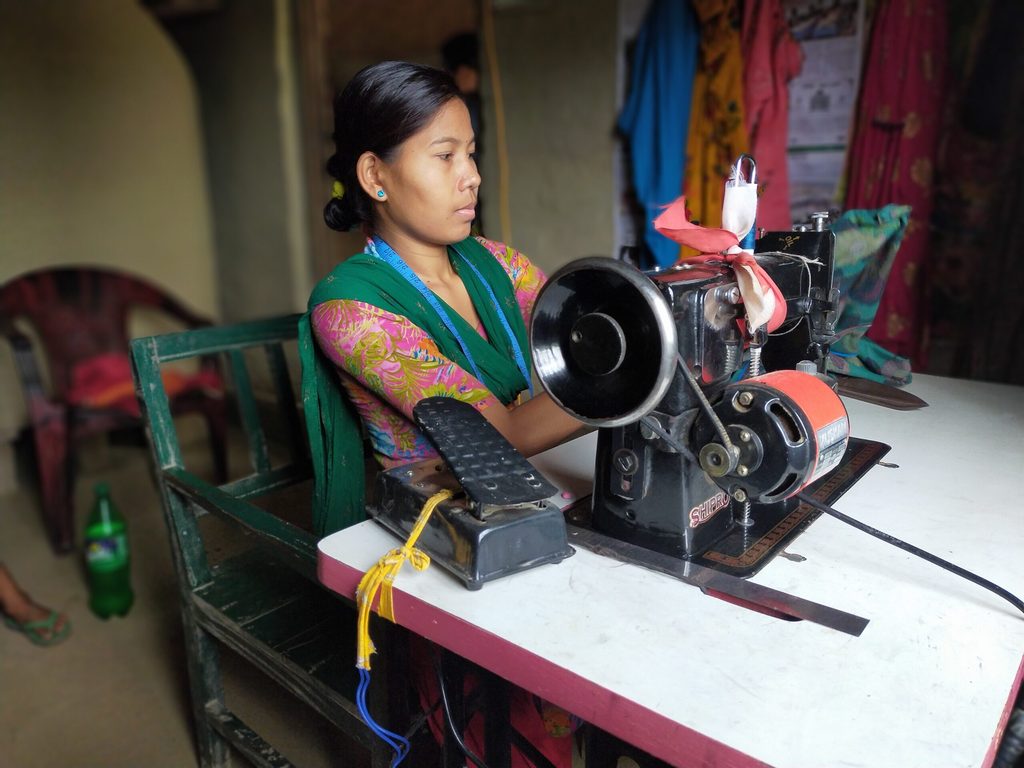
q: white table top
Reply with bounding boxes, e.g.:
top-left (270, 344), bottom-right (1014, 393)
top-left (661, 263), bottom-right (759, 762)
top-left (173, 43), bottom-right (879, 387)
top-left (318, 374), bottom-right (1024, 768)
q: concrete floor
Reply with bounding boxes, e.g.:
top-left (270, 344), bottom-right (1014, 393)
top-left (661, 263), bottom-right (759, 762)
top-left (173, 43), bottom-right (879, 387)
top-left (0, 426), bottom-right (362, 768)
top-left (0, 423), bottom-right (612, 768)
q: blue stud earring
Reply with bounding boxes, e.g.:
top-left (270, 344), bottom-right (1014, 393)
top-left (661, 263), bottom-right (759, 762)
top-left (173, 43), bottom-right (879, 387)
top-left (376, 189), bottom-right (385, 198)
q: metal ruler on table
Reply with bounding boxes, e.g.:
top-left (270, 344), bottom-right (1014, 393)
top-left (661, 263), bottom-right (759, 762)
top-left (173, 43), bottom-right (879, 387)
top-left (567, 524), bottom-right (869, 637)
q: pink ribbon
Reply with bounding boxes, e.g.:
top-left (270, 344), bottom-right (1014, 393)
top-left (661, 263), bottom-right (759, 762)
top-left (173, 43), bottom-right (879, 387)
top-left (653, 196), bottom-right (787, 334)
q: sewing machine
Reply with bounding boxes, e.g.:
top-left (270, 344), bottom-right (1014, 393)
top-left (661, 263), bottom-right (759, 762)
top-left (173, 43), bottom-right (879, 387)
top-left (369, 215), bottom-right (886, 591)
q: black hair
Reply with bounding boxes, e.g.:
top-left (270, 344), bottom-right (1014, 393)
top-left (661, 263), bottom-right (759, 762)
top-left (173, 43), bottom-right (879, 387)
top-left (324, 61), bottom-right (463, 232)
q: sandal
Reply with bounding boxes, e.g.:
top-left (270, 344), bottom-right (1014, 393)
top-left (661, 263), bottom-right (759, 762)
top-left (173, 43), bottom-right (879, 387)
top-left (3, 610), bottom-right (72, 647)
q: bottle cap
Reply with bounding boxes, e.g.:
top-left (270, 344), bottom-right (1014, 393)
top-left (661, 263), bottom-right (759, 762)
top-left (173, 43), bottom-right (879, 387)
top-left (795, 360), bottom-right (818, 375)
top-left (94, 481), bottom-right (110, 496)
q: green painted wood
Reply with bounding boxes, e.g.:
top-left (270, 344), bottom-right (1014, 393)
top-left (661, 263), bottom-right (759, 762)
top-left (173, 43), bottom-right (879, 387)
top-left (131, 336), bottom-right (184, 471)
top-left (133, 338), bottom-right (231, 765)
top-left (192, 594), bottom-right (375, 751)
top-left (132, 314), bottom-right (398, 768)
top-left (186, 612), bottom-right (231, 767)
top-left (143, 314), bottom-right (302, 363)
top-left (229, 349), bottom-right (272, 475)
top-left (237, 589), bottom-right (337, 648)
top-left (163, 468), bottom-right (316, 579)
top-left (264, 342), bottom-right (307, 464)
top-left (197, 552), bottom-right (356, 690)
top-left (164, 488), bottom-right (216, 589)
top-left (221, 462), bottom-right (312, 501)
top-left (196, 551), bottom-right (310, 624)
top-left (204, 703), bottom-right (294, 768)
top-left (132, 336), bottom-right (212, 587)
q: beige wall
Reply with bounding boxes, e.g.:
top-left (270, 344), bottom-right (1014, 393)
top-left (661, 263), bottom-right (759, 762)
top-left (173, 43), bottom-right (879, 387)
top-left (322, 0), bottom-right (479, 273)
top-left (0, 0), bottom-right (624, 440)
top-left (0, 0), bottom-right (219, 433)
top-left (480, 0), bottom-right (618, 275)
top-left (319, 0), bottom-right (619, 278)
top-left (163, 0), bottom-right (311, 322)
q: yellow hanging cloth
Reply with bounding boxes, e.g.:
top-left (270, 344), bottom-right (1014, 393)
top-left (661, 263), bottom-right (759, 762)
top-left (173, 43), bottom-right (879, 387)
top-left (683, 0), bottom-right (751, 233)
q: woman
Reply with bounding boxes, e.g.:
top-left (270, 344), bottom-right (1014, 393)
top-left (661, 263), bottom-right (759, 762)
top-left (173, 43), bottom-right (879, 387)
top-left (300, 61), bottom-right (584, 766)
top-left (301, 60), bottom-right (583, 534)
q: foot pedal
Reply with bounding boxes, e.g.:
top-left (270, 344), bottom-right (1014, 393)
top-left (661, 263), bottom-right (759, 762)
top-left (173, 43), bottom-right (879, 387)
top-left (366, 396), bottom-right (574, 590)
top-left (413, 396), bottom-right (558, 516)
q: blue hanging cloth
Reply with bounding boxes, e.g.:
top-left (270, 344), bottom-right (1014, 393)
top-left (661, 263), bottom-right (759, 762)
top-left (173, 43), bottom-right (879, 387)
top-left (617, 0), bottom-right (700, 269)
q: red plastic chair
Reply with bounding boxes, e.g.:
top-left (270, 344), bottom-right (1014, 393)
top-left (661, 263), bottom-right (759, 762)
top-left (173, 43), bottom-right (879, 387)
top-left (0, 267), bottom-right (227, 553)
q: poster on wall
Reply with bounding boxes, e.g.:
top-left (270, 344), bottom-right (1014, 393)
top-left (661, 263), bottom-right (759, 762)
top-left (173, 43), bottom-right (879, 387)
top-left (783, 0), bottom-right (864, 224)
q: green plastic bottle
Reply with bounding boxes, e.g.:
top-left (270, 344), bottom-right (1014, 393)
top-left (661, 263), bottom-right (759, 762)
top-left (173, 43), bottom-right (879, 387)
top-left (84, 482), bottom-right (134, 619)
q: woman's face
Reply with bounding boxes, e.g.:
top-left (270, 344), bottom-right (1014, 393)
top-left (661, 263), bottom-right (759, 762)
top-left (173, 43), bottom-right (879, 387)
top-left (374, 98), bottom-right (480, 247)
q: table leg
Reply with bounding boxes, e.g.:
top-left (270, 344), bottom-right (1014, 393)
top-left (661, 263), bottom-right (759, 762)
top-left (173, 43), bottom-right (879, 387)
top-left (480, 669), bottom-right (511, 768)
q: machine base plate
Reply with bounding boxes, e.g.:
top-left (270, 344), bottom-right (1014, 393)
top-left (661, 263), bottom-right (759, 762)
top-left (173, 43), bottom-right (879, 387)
top-left (565, 437), bottom-right (890, 578)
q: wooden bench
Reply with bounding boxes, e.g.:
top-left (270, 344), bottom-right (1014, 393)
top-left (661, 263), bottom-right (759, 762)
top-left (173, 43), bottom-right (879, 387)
top-left (130, 314), bottom-right (410, 767)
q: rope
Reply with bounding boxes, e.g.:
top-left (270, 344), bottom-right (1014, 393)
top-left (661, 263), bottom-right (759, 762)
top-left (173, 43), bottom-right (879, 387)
top-left (355, 488), bottom-right (453, 670)
top-left (353, 488), bottom-right (454, 766)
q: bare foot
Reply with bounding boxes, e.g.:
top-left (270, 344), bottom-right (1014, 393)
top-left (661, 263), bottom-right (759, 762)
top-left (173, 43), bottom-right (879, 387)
top-left (0, 563), bottom-right (68, 642)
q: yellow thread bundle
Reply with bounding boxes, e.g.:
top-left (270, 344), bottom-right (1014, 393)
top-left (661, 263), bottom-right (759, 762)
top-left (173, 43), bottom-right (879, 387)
top-left (355, 489), bottom-right (454, 670)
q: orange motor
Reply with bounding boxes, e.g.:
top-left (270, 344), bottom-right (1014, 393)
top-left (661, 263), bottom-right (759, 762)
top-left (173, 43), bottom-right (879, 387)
top-left (693, 370), bottom-right (850, 503)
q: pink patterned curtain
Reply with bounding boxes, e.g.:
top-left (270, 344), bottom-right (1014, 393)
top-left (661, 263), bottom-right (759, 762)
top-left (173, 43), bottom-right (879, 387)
top-left (844, 0), bottom-right (948, 367)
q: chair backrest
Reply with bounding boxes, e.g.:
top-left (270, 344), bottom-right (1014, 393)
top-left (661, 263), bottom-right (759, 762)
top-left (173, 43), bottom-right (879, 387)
top-left (130, 313), bottom-right (315, 581)
top-left (1, 267), bottom-right (208, 399)
top-left (131, 316), bottom-right (404, 767)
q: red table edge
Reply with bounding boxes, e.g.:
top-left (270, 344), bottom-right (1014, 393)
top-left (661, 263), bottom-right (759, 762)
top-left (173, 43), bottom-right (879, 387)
top-left (984, 654), bottom-right (1024, 768)
top-left (318, 549), bottom-right (768, 768)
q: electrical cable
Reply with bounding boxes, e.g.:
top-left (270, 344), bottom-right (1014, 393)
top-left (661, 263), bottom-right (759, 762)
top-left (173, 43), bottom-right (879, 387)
top-left (645, 379), bottom-right (1023, 617)
top-left (432, 654), bottom-right (493, 768)
top-left (797, 493), bottom-right (1024, 617)
top-left (431, 661), bottom-right (556, 768)
top-left (354, 488), bottom-right (453, 765)
top-left (356, 668), bottom-right (410, 767)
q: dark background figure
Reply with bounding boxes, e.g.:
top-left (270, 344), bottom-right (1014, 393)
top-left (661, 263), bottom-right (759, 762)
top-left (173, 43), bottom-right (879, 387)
top-left (442, 32), bottom-right (484, 234)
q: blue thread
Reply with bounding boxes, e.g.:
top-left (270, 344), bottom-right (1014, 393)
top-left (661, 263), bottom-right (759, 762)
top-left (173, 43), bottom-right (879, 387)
top-left (739, 220), bottom-right (756, 251)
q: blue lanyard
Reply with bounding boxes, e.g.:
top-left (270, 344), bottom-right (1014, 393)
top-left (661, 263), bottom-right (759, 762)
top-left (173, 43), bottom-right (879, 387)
top-left (450, 244), bottom-right (533, 396)
top-left (368, 237), bottom-right (533, 396)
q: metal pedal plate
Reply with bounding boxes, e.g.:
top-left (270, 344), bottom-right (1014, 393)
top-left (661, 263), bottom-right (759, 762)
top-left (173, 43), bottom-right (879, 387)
top-left (413, 396), bottom-right (558, 512)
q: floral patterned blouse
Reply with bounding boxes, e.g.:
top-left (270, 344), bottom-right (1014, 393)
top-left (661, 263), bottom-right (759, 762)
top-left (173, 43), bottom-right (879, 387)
top-left (311, 237), bottom-right (545, 468)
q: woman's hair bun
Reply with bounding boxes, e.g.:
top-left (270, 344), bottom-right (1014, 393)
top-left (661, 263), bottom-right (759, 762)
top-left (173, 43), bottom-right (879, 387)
top-left (324, 193), bottom-right (361, 232)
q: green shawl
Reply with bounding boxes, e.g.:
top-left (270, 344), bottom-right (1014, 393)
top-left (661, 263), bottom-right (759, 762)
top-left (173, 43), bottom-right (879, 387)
top-left (299, 236), bottom-right (531, 536)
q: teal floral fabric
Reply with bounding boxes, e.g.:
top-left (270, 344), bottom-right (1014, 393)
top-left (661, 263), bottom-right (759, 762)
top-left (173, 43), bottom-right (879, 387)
top-left (827, 205), bottom-right (913, 385)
